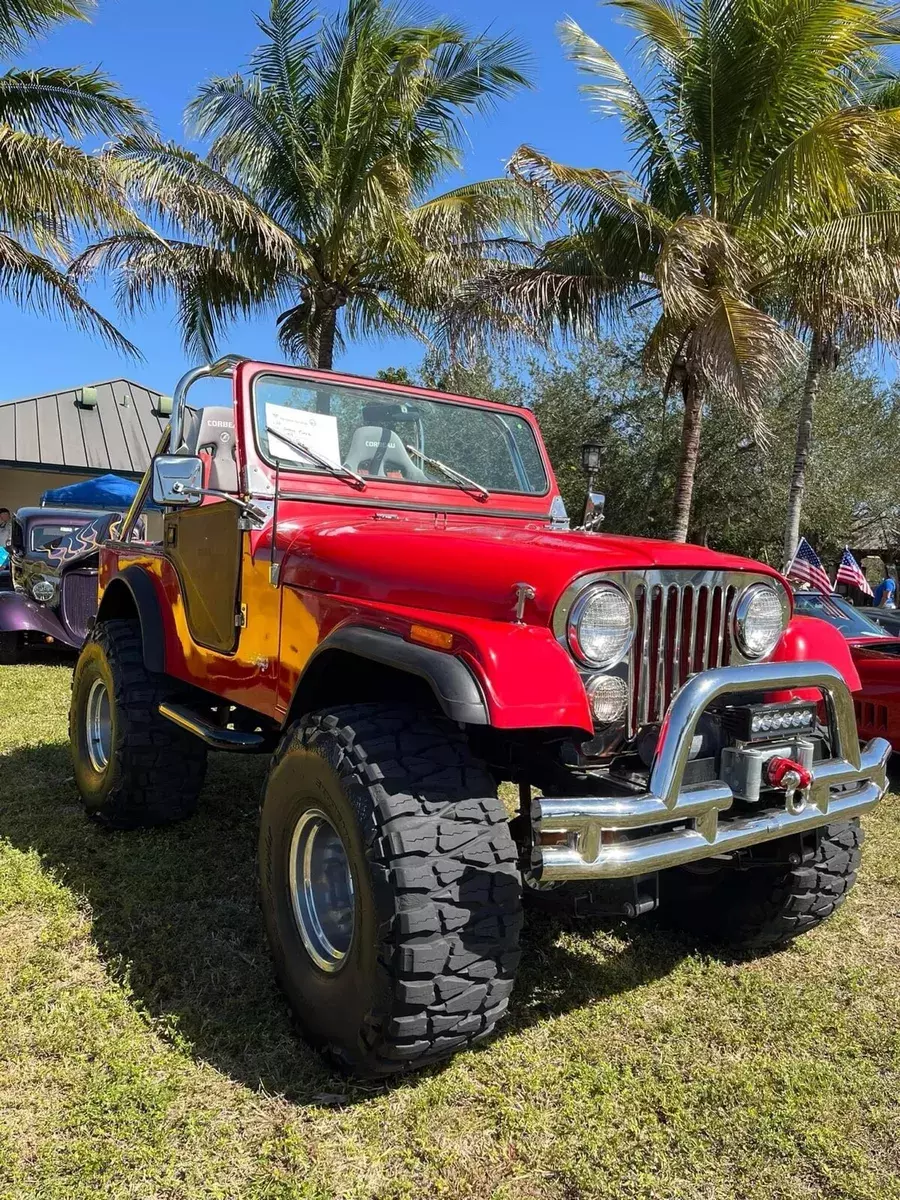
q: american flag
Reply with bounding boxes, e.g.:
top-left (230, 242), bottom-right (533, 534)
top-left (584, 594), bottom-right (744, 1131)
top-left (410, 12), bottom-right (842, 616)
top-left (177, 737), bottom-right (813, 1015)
top-left (787, 537), bottom-right (833, 594)
top-left (835, 547), bottom-right (873, 597)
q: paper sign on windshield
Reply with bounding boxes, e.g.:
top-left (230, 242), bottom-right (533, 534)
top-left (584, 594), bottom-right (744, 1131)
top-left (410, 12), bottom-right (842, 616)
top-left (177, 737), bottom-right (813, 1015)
top-left (266, 403), bottom-right (341, 468)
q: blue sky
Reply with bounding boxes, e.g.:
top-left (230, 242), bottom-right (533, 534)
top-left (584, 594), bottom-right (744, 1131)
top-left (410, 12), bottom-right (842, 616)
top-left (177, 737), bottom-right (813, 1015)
top-left (1, 0), bottom-right (635, 401)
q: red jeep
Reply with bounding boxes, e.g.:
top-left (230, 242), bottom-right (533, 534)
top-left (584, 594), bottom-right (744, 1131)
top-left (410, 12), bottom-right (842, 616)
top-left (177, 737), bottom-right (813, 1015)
top-left (68, 355), bottom-right (890, 1076)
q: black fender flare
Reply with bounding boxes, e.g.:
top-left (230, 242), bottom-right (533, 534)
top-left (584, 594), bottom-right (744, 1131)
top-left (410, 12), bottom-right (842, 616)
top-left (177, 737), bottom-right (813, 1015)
top-left (97, 565), bottom-right (167, 674)
top-left (288, 625), bottom-right (489, 726)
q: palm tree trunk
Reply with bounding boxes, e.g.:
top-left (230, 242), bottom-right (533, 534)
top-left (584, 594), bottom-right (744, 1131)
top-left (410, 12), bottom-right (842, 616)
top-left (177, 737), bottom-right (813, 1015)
top-left (670, 377), bottom-right (702, 543)
top-left (782, 331), bottom-right (824, 569)
top-left (316, 307), bottom-right (337, 370)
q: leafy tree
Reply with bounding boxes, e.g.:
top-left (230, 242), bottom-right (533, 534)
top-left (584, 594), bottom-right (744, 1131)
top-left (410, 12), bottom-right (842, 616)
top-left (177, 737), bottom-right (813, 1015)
top-left (774, 57), bottom-right (900, 567)
top-left (76, 0), bottom-right (539, 368)
top-left (456, 0), bottom-right (900, 546)
top-left (0, 0), bottom-right (146, 350)
top-left (383, 337), bottom-right (900, 565)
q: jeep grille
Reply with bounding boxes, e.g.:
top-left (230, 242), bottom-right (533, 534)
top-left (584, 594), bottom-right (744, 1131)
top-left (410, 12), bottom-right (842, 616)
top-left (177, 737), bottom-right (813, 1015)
top-left (631, 578), bottom-right (737, 732)
top-left (553, 568), bottom-right (785, 738)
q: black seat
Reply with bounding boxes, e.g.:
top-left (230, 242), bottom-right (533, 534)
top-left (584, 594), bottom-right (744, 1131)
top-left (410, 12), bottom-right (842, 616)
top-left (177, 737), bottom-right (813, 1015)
top-left (182, 405), bottom-right (238, 493)
top-left (343, 425), bottom-right (428, 481)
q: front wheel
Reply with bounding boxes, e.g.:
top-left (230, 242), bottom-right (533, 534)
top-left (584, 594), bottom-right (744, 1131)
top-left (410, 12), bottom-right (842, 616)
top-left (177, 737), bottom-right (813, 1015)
top-left (70, 618), bottom-right (208, 829)
top-left (0, 631), bottom-right (20, 665)
top-left (259, 704), bottom-right (522, 1076)
top-left (659, 821), bottom-right (862, 950)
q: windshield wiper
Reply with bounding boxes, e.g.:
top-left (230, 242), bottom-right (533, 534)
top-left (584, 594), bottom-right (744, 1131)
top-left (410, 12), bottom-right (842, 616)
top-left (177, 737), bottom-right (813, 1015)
top-left (404, 444), bottom-right (490, 501)
top-left (266, 427), bottom-right (367, 491)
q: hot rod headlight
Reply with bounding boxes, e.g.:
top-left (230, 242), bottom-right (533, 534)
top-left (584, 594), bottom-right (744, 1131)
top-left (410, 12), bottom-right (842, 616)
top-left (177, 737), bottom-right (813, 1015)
top-left (733, 583), bottom-right (788, 659)
top-left (31, 577), bottom-right (55, 603)
top-left (567, 583), bottom-right (634, 668)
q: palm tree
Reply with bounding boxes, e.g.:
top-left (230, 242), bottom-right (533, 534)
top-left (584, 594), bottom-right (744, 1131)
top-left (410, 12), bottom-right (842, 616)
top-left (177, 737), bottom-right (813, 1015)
top-left (774, 79), bottom-right (900, 567)
top-left (465, 0), bottom-right (900, 542)
top-left (75, 0), bottom-right (539, 368)
top-left (0, 0), bottom-right (146, 351)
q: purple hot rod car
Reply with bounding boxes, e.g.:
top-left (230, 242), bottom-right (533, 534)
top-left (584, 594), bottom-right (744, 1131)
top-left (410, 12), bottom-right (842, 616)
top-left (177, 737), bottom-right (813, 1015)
top-left (0, 507), bottom-right (121, 663)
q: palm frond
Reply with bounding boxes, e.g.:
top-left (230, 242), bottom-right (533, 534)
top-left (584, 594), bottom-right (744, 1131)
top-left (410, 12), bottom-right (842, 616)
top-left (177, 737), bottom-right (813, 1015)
top-left (557, 16), bottom-right (691, 215)
top-left (739, 105), bottom-right (900, 221)
top-left (0, 128), bottom-right (138, 248)
top-left (0, 0), bottom-right (92, 56)
top-left (611, 0), bottom-right (691, 61)
top-left (0, 231), bottom-right (138, 356)
top-left (0, 67), bottom-right (147, 137)
top-left (410, 177), bottom-right (548, 245)
top-left (692, 287), bottom-right (801, 434)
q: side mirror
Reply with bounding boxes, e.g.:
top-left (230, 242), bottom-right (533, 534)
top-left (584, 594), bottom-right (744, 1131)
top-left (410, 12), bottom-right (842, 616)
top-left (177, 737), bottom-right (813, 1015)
top-left (580, 441), bottom-right (605, 533)
top-left (151, 454), bottom-right (203, 506)
top-left (582, 491), bottom-right (605, 532)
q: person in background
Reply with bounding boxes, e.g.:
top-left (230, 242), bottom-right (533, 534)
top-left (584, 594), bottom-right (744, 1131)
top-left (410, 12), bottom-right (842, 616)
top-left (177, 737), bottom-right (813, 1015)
top-left (0, 508), bottom-right (10, 548)
top-left (873, 571), bottom-right (897, 609)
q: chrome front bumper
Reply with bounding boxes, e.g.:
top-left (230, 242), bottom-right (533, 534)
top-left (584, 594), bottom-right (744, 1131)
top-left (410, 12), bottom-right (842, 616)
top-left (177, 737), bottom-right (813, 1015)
top-left (536, 660), bottom-right (891, 881)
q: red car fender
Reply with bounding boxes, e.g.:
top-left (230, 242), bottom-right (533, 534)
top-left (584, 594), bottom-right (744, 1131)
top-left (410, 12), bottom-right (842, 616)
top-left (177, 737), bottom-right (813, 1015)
top-left (769, 615), bottom-right (862, 696)
top-left (455, 621), bottom-right (593, 732)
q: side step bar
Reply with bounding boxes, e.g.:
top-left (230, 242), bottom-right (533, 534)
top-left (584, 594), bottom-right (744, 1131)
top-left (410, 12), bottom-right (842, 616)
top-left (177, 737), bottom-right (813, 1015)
top-left (158, 701), bottom-right (272, 752)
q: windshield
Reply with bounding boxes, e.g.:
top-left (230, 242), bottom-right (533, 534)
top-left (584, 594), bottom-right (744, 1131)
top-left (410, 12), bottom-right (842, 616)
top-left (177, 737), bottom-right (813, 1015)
top-left (793, 591), bottom-right (892, 639)
top-left (29, 521), bottom-right (91, 554)
top-left (253, 374), bottom-right (548, 496)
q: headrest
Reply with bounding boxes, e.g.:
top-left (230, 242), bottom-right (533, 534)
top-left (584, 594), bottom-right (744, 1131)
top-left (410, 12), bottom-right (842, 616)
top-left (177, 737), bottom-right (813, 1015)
top-left (183, 405), bottom-right (235, 455)
top-left (343, 426), bottom-right (428, 482)
top-left (183, 404), bottom-right (238, 493)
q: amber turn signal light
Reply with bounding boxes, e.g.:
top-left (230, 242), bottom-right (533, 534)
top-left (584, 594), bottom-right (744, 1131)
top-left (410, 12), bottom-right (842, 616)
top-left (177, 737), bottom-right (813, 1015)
top-left (409, 623), bottom-right (454, 651)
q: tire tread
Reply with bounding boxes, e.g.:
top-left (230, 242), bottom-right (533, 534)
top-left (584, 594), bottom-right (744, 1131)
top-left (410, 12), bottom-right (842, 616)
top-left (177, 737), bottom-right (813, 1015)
top-left (273, 703), bottom-right (522, 1075)
top-left (70, 619), bottom-right (207, 829)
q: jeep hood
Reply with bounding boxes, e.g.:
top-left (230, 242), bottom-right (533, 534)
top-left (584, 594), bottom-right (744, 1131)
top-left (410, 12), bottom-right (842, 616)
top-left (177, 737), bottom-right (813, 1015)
top-left (278, 514), bottom-right (785, 624)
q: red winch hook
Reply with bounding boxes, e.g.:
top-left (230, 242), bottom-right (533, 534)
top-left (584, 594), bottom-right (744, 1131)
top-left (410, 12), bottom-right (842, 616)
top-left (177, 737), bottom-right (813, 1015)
top-left (765, 756), bottom-right (812, 795)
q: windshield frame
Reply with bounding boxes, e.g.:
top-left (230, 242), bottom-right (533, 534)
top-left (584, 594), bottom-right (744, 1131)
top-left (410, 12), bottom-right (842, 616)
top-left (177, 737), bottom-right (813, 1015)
top-left (29, 520), bottom-right (93, 555)
top-left (793, 590), bottom-right (894, 639)
top-left (249, 369), bottom-right (551, 501)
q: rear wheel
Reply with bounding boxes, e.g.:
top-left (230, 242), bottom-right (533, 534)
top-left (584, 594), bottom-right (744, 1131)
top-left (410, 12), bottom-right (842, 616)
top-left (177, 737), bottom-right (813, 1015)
top-left (70, 618), bottom-right (208, 829)
top-left (659, 821), bottom-right (862, 950)
top-left (259, 704), bottom-right (522, 1076)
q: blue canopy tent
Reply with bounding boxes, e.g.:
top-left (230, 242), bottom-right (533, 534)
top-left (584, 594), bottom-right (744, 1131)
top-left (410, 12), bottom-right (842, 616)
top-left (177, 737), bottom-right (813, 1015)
top-left (41, 473), bottom-right (139, 510)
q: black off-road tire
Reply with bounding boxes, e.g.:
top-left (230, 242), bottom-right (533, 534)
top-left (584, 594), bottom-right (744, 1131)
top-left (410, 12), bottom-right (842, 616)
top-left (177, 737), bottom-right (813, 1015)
top-left (659, 821), bottom-right (862, 950)
top-left (0, 631), bottom-right (20, 665)
top-left (259, 704), bottom-right (523, 1077)
top-left (70, 618), bottom-right (208, 829)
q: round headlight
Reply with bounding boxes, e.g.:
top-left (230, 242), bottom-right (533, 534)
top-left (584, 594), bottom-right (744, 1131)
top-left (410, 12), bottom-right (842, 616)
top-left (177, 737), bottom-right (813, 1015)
top-left (568, 583), bottom-right (634, 668)
top-left (31, 578), bottom-right (55, 603)
top-left (734, 583), bottom-right (787, 659)
top-left (586, 674), bottom-right (629, 723)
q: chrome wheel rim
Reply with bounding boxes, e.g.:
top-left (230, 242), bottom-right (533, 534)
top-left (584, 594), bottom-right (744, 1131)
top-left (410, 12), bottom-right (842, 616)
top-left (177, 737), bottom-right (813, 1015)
top-left (85, 677), bottom-right (112, 773)
top-left (288, 808), bottom-right (355, 972)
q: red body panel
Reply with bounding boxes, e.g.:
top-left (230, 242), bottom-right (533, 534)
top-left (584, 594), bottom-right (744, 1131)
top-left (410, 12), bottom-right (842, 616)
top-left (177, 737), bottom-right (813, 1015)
top-left (844, 638), bottom-right (900, 749)
top-left (276, 509), bottom-right (785, 623)
top-left (99, 359), bottom-right (867, 737)
top-left (771, 615), bottom-right (862, 696)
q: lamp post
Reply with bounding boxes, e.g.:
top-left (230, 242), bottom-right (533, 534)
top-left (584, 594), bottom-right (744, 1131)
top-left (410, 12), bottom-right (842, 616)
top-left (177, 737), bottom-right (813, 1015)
top-left (580, 441), bottom-right (604, 531)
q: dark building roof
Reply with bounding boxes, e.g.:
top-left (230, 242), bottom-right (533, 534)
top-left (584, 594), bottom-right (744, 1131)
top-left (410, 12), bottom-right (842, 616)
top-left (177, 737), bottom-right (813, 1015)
top-left (0, 379), bottom-right (168, 477)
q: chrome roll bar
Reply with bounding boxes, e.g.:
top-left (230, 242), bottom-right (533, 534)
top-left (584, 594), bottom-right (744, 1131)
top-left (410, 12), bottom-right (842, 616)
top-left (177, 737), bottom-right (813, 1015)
top-left (169, 354), bottom-right (246, 454)
top-left (536, 659), bottom-right (891, 881)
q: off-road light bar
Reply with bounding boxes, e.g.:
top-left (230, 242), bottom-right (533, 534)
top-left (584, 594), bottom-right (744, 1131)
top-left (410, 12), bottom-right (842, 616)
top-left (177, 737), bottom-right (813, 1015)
top-left (724, 700), bottom-right (818, 742)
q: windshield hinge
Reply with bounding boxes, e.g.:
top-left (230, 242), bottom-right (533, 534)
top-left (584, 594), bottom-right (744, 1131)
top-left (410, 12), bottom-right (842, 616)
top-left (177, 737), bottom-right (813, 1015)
top-left (235, 603), bottom-right (248, 629)
top-left (434, 512), bottom-right (447, 530)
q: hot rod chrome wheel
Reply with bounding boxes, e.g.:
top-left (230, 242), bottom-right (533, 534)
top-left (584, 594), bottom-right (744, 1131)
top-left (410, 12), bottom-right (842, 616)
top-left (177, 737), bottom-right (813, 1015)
top-left (288, 808), bottom-right (355, 972)
top-left (85, 677), bottom-right (112, 773)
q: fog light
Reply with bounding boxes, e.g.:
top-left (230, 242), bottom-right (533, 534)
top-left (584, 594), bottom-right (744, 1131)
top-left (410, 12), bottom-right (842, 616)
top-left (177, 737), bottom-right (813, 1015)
top-left (586, 674), bottom-right (628, 723)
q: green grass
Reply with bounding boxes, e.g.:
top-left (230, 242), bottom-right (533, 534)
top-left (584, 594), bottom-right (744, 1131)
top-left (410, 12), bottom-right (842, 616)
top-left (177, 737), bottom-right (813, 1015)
top-left (1, 662), bottom-right (900, 1199)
